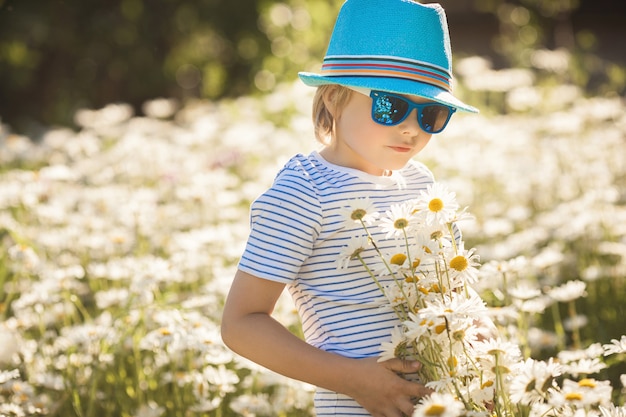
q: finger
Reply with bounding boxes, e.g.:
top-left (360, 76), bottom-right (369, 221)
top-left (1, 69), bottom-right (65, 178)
top-left (410, 383), bottom-right (434, 401)
top-left (398, 396), bottom-right (418, 416)
top-left (381, 357), bottom-right (422, 373)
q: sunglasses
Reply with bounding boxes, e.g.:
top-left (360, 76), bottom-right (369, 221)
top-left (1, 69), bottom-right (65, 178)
top-left (348, 87), bottom-right (456, 134)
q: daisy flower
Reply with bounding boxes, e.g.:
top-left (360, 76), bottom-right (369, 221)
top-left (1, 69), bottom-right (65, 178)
top-left (378, 325), bottom-right (407, 363)
top-left (379, 200), bottom-right (420, 238)
top-left (508, 281), bottom-right (542, 300)
top-left (339, 197), bottom-right (380, 226)
top-left (412, 392), bottom-right (465, 417)
top-left (445, 246), bottom-right (481, 285)
top-left (370, 239), bottom-right (413, 277)
top-left (414, 228), bottom-right (444, 257)
top-left (0, 369), bottom-right (20, 384)
top-left (335, 235), bottom-right (371, 270)
top-left (561, 358), bottom-right (607, 378)
top-left (419, 292), bottom-right (488, 323)
top-left (599, 404), bottom-right (626, 417)
top-left (414, 182), bottom-right (460, 227)
top-left (547, 280), bottom-right (587, 303)
top-left (549, 378), bottom-right (613, 408)
top-left (509, 358), bottom-right (563, 405)
top-left (602, 335), bottom-right (626, 356)
top-left (473, 338), bottom-right (523, 378)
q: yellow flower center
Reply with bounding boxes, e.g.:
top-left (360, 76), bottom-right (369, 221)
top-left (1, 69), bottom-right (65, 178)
top-left (351, 208), bottom-right (367, 221)
top-left (578, 378), bottom-right (596, 388)
top-left (428, 198), bottom-right (444, 212)
top-left (452, 330), bottom-right (465, 341)
top-left (450, 255), bottom-right (468, 272)
top-left (482, 380), bottom-right (495, 389)
top-left (425, 404), bottom-right (446, 416)
top-left (430, 231), bottom-right (443, 240)
top-left (430, 283), bottom-right (446, 293)
top-left (565, 392), bottom-right (583, 401)
top-left (394, 218), bottom-right (409, 229)
top-left (435, 323), bottom-right (447, 334)
top-left (390, 253), bottom-right (407, 266)
top-left (405, 275), bottom-right (418, 283)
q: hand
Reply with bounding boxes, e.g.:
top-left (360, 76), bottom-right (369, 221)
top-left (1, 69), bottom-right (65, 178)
top-left (344, 357), bottom-right (432, 417)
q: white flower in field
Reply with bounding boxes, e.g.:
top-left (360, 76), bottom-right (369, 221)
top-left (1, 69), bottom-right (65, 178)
top-left (558, 344), bottom-right (605, 364)
top-left (549, 378), bottom-right (613, 408)
top-left (547, 280), bottom-right (587, 302)
top-left (517, 295), bottom-right (552, 314)
top-left (0, 403), bottom-right (26, 417)
top-left (0, 326), bottom-right (19, 364)
top-left (412, 392), bottom-right (465, 417)
top-left (204, 364), bottom-right (239, 396)
top-left (229, 393), bottom-right (273, 416)
top-left (335, 235), bottom-right (371, 270)
top-left (379, 200), bottom-right (420, 238)
top-left (465, 378), bottom-right (497, 409)
top-left (602, 335), bottom-right (626, 356)
top-left (142, 98), bottom-right (179, 119)
top-left (561, 358), bottom-right (608, 378)
top-left (0, 369), bottom-right (19, 384)
top-left (339, 197), bottom-right (380, 226)
top-left (508, 281), bottom-right (542, 300)
top-left (134, 401), bottom-right (166, 417)
top-left (189, 397), bottom-right (222, 413)
top-left (599, 403), bottom-right (626, 417)
top-left (509, 358), bottom-right (563, 405)
top-left (414, 182), bottom-right (460, 226)
top-left (564, 314), bottom-right (589, 331)
top-left (272, 378), bottom-right (316, 414)
top-left (7, 243), bottom-right (40, 272)
top-left (94, 288), bottom-right (130, 309)
top-left (473, 338), bottom-right (522, 377)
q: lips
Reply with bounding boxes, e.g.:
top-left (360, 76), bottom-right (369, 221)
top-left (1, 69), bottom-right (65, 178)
top-left (389, 146), bottom-right (412, 153)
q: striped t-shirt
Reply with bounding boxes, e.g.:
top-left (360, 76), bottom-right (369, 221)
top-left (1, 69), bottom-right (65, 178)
top-left (238, 151), bottom-right (435, 416)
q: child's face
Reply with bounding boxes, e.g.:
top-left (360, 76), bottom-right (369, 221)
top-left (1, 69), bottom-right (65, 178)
top-left (328, 90), bottom-right (434, 176)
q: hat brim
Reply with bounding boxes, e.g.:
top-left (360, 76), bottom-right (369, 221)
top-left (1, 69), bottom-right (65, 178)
top-left (298, 72), bottom-right (479, 114)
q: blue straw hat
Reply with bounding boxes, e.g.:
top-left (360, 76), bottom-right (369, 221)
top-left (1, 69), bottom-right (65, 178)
top-left (298, 0), bottom-right (478, 113)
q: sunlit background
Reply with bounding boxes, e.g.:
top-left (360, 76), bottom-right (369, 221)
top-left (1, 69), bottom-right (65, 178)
top-left (0, 0), bottom-right (625, 416)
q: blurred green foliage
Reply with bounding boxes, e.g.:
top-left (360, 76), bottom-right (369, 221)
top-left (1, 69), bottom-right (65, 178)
top-left (0, 0), bottom-right (624, 135)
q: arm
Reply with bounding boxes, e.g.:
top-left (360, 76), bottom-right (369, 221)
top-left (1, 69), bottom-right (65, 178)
top-left (221, 269), bottom-right (431, 417)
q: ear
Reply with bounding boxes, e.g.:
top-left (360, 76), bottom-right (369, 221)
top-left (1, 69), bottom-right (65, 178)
top-left (321, 85), bottom-right (342, 119)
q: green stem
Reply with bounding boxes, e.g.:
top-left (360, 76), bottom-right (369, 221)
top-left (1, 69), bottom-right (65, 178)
top-left (567, 300), bottom-right (581, 349)
top-left (551, 302), bottom-right (566, 351)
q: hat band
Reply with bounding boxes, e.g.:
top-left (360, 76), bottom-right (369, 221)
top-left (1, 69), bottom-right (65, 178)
top-left (320, 55), bottom-right (451, 92)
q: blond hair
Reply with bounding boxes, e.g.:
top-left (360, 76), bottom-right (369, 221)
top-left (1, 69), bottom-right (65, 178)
top-left (312, 84), bottom-right (353, 144)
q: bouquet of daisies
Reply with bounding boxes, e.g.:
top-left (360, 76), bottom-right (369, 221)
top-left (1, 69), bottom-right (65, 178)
top-left (336, 182), bottom-right (515, 414)
top-left (336, 182), bottom-right (626, 416)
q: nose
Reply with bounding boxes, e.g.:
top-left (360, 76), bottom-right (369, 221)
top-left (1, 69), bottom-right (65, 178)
top-left (399, 109), bottom-right (421, 136)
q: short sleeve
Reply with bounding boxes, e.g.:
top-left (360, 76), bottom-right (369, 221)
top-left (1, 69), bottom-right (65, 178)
top-left (238, 166), bottom-right (323, 284)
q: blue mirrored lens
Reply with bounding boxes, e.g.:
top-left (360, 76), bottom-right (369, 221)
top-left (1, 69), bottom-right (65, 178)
top-left (370, 91), bottom-right (454, 134)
